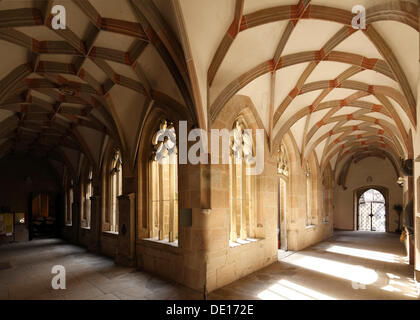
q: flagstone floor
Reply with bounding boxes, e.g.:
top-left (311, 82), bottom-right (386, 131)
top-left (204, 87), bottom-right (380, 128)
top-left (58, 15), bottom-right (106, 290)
top-left (0, 238), bottom-right (201, 300)
top-left (210, 231), bottom-right (420, 300)
top-left (0, 231), bottom-right (418, 300)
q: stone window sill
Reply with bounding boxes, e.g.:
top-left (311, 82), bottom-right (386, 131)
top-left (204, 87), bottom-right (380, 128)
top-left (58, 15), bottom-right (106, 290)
top-left (65, 224), bottom-right (72, 227)
top-left (81, 227), bottom-right (91, 230)
top-left (103, 231), bottom-right (118, 236)
top-left (229, 238), bottom-right (260, 248)
top-left (322, 220), bottom-right (329, 225)
top-left (305, 224), bottom-right (316, 229)
top-left (142, 237), bottom-right (179, 247)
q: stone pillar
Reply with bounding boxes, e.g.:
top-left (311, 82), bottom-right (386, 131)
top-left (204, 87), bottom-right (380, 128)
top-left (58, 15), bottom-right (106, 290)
top-left (71, 201), bottom-right (80, 243)
top-left (89, 195), bottom-right (101, 252)
top-left (116, 193), bottom-right (136, 266)
top-left (177, 160), bottom-right (207, 291)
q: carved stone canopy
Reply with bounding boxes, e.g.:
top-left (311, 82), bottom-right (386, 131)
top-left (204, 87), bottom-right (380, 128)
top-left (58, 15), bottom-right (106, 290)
top-left (231, 120), bottom-right (253, 162)
top-left (152, 120), bottom-right (177, 162)
top-left (277, 144), bottom-right (289, 177)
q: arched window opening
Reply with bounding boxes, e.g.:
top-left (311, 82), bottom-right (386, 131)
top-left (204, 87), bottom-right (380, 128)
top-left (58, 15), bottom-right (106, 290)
top-left (81, 168), bottom-right (93, 229)
top-left (358, 189), bottom-right (386, 232)
top-left (109, 151), bottom-right (122, 233)
top-left (229, 119), bottom-right (256, 244)
top-left (148, 120), bottom-right (178, 243)
top-left (277, 144), bottom-right (289, 250)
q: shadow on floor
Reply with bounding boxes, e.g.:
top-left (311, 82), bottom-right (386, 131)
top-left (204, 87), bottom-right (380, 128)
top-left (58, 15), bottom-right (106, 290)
top-left (208, 231), bottom-right (419, 300)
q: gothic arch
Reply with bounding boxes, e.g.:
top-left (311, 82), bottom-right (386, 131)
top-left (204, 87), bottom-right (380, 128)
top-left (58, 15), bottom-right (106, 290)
top-left (136, 102), bottom-right (194, 240)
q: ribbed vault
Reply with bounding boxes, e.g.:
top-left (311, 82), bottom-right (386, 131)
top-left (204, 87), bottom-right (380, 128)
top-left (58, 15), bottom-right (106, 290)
top-left (177, 0), bottom-right (418, 179)
top-left (0, 0), bottom-right (197, 175)
top-left (0, 0), bottom-right (418, 182)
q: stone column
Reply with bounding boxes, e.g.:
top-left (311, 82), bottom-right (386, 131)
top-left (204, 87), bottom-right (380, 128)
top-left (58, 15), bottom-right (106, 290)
top-left (89, 195), bottom-right (101, 252)
top-left (71, 201), bottom-right (79, 243)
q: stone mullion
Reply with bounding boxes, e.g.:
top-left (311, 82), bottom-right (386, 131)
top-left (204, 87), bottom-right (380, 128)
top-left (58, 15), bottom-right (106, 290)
top-left (85, 182), bottom-right (89, 226)
top-left (240, 159), bottom-right (247, 240)
top-left (251, 169), bottom-right (256, 238)
top-left (104, 173), bottom-right (110, 229)
top-left (312, 175), bottom-right (317, 223)
top-left (158, 162), bottom-right (164, 240)
top-left (117, 169), bottom-right (123, 232)
top-left (87, 178), bottom-right (93, 228)
top-left (87, 193), bottom-right (91, 228)
top-left (69, 186), bottom-right (74, 226)
top-left (148, 160), bottom-right (155, 238)
top-left (64, 191), bottom-right (68, 224)
top-left (254, 173), bottom-right (259, 237)
top-left (245, 165), bottom-right (254, 238)
top-left (111, 173), bottom-right (116, 232)
top-left (229, 154), bottom-right (237, 242)
top-left (169, 155), bottom-right (175, 242)
top-left (236, 162), bottom-right (241, 239)
top-left (153, 161), bottom-right (159, 237)
top-left (326, 182), bottom-right (331, 222)
top-left (306, 175), bottom-right (311, 226)
top-left (81, 181), bottom-right (86, 223)
top-left (279, 178), bottom-right (284, 227)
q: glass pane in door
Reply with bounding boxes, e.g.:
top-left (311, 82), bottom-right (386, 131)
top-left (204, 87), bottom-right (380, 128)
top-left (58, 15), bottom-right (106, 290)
top-left (359, 203), bottom-right (371, 231)
top-left (372, 202), bottom-right (386, 232)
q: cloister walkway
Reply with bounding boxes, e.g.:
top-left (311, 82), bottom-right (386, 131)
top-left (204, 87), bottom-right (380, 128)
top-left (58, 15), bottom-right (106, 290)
top-left (210, 231), bottom-right (419, 300)
top-left (0, 231), bottom-right (418, 300)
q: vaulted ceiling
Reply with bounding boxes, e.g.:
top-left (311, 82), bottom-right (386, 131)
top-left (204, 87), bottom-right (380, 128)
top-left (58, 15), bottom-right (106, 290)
top-left (0, 0), bottom-right (418, 181)
top-left (0, 0), bottom-right (196, 176)
top-left (179, 0), bottom-right (418, 178)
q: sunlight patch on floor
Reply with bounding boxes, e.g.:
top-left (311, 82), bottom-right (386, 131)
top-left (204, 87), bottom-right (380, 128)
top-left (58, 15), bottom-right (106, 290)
top-left (325, 245), bottom-right (407, 264)
top-left (284, 254), bottom-right (378, 285)
top-left (212, 231), bottom-right (419, 300)
top-left (381, 273), bottom-right (420, 298)
top-left (257, 279), bottom-right (336, 300)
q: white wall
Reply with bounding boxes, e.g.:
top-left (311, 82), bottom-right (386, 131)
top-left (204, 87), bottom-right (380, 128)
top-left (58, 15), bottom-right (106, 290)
top-left (334, 157), bottom-right (403, 232)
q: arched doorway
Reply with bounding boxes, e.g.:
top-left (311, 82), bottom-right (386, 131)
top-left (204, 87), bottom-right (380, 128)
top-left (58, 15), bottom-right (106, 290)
top-left (357, 188), bottom-right (386, 232)
top-left (28, 191), bottom-right (58, 240)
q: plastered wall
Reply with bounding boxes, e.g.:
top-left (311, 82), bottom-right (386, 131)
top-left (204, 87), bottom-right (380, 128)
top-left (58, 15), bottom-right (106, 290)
top-left (334, 157), bottom-right (403, 232)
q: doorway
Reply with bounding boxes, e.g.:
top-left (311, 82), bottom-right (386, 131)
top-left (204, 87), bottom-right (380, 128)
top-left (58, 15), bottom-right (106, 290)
top-left (357, 188), bottom-right (387, 232)
top-left (29, 192), bottom-right (57, 239)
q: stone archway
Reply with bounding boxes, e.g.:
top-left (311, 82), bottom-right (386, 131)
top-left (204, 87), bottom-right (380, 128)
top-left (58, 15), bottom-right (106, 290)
top-left (354, 186), bottom-right (389, 232)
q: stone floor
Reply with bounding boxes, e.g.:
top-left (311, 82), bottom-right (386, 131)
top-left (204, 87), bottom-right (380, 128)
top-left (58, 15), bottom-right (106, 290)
top-left (0, 239), bottom-right (202, 300)
top-left (0, 231), bottom-right (418, 300)
top-left (210, 231), bottom-right (420, 300)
